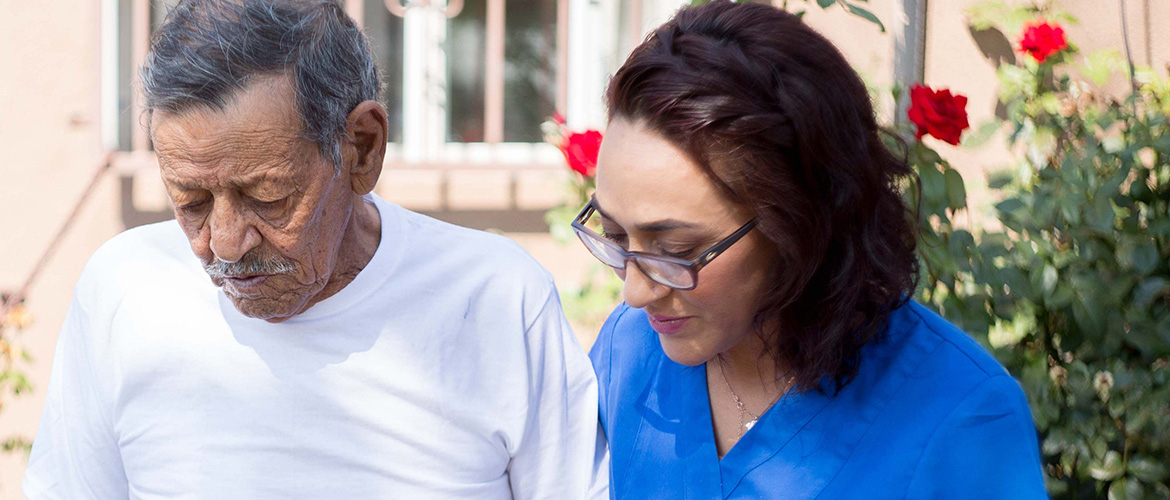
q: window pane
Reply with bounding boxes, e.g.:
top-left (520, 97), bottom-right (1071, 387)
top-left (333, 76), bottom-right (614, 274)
top-left (364, 1), bottom-right (405, 143)
top-left (150, 0), bottom-right (179, 31)
top-left (447, 0), bottom-right (487, 143)
top-left (503, 0), bottom-right (557, 143)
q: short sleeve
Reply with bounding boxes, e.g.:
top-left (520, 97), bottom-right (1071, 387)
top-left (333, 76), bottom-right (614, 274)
top-left (23, 295), bottom-right (128, 499)
top-left (905, 375), bottom-right (1047, 499)
top-left (506, 289), bottom-right (608, 500)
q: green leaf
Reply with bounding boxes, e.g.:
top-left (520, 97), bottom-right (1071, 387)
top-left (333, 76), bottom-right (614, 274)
top-left (961, 121), bottom-right (1001, 149)
top-left (844, 4), bottom-right (885, 31)
top-left (999, 267), bottom-right (1033, 300)
top-left (1131, 241), bottom-right (1159, 275)
top-left (1107, 477), bottom-right (1145, 500)
top-left (995, 198), bottom-right (1024, 216)
top-left (1129, 457), bottom-right (1168, 483)
top-left (1073, 289), bottom-right (1106, 336)
top-left (1091, 451), bottom-right (1125, 481)
top-left (816, 0), bottom-right (836, 7)
top-left (1041, 265), bottom-right (1058, 297)
top-left (1, 437), bottom-right (31, 455)
top-left (964, 1), bottom-right (1015, 31)
top-left (1150, 219), bottom-right (1170, 239)
top-left (1133, 278), bottom-right (1168, 309)
top-left (918, 164), bottom-right (946, 207)
top-left (987, 169), bottom-right (1014, 190)
top-left (1089, 195), bottom-right (1116, 233)
top-left (1080, 49), bottom-right (1126, 87)
top-left (1048, 284), bottom-right (1074, 308)
top-left (948, 230), bottom-right (976, 272)
top-left (944, 168), bottom-right (967, 211)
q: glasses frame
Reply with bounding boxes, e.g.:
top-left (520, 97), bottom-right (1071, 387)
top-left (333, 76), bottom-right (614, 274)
top-left (571, 199), bottom-right (758, 291)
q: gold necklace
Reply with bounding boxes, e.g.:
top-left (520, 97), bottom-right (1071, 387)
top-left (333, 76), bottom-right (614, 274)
top-left (717, 357), bottom-right (792, 438)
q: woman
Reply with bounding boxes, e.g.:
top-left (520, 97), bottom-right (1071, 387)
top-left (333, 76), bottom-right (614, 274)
top-left (579, 1), bottom-right (1047, 498)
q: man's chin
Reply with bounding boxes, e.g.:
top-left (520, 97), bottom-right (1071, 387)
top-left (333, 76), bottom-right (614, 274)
top-left (224, 294), bottom-right (300, 323)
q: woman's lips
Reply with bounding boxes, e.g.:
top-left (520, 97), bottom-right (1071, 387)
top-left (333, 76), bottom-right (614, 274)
top-left (647, 314), bottom-right (692, 335)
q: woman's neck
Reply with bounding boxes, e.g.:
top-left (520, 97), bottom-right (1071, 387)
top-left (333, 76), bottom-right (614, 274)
top-left (714, 327), bottom-right (789, 395)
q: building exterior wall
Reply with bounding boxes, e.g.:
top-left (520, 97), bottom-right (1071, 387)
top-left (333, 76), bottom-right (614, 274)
top-left (0, 0), bottom-right (1167, 496)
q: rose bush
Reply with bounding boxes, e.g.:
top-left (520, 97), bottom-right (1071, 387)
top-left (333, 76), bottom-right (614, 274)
top-left (915, 5), bottom-right (1170, 497)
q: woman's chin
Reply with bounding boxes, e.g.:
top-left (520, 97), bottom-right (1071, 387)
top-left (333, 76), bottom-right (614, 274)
top-left (658, 338), bottom-right (714, 367)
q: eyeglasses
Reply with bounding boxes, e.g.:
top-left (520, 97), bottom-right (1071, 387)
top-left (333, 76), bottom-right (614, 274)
top-left (571, 199), bottom-right (758, 290)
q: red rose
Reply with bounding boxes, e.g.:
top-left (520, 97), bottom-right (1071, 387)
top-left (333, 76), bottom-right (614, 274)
top-left (1018, 20), bottom-right (1068, 63)
top-left (907, 84), bottom-right (969, 146)
top-left (561, 130), bottom-right (603, 177)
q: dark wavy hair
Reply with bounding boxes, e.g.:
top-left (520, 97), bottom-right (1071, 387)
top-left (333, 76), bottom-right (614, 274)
top-left (606, 0), bottom-right (919, 392)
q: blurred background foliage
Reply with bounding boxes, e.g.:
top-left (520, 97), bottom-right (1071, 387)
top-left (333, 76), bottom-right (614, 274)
top-left (911, 2), bottom-right (1170, 497)
top-left (0, 299), bottom-right (33, 458)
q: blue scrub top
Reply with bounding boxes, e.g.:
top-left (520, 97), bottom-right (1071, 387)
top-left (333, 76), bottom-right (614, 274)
top-left (590, 301), bottom-right (1048, 499)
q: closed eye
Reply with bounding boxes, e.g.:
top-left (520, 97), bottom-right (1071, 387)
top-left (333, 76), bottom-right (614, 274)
top-left (175, 199), bottom-right (210, 212)
top-left (660, 248), bottom-right (696, 259)
top-left (599, 229), bottom-right (628, 246)
top-left (250, 196), bottom-right (287, 214)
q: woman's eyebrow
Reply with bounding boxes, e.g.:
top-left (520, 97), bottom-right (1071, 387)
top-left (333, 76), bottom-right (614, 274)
top-left (594, 200), bottom-right (701, 232)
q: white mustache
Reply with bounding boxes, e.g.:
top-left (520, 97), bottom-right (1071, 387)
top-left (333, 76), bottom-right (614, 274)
top-left (204, 255), bottom-right (297, 279)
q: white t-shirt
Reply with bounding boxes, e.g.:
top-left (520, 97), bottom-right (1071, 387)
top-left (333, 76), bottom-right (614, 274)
top-left (24, 194), bottom-right (608, 500)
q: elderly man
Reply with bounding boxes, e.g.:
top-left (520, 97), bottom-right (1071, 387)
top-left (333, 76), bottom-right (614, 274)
top-left (23, 1), bottom-right (605, 498)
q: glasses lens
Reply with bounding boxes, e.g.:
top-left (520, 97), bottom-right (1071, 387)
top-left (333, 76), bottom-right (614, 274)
top-left (574, 227), bottom-right (627, 270)
top-left (635, 257), bottom-right (696, 289)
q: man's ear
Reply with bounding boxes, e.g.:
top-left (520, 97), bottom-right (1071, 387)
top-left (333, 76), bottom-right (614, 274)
top-left (344, 100), bottom-right (388, 195)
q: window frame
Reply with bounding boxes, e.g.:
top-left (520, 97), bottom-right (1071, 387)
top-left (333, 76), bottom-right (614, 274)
top-left (104, 0), bottom-right (641, 169)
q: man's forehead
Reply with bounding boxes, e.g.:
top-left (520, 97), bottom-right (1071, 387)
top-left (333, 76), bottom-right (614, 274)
top-left (151, 75), bottom-right (303, 150)
top-left (151, 75), bottom-right (311, 180)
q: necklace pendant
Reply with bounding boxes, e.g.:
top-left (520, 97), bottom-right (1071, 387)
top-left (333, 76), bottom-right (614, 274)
top-left (745, 419), bottom-right (757, 430)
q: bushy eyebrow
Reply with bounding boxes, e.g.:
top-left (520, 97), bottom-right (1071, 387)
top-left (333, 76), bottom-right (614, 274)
top-left (160, 162), bottom-right (298, 192)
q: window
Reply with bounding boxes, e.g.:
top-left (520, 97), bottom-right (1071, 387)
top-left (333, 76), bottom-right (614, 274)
top-left (104, 0), bottom-right (649, 167)
top-left (362, 0), bottom-right (567, 165)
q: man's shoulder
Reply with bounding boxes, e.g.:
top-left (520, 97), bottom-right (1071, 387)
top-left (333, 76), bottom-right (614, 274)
top-left (392, 204), bottom-right (553, 289)
top-left (96, 219), bottom-right (188, 254)
top-left (75, 220), bottom-right (202, 302)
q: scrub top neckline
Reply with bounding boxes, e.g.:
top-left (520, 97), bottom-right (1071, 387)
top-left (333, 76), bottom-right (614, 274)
top-left (679, 360), bottom-right (836, 498)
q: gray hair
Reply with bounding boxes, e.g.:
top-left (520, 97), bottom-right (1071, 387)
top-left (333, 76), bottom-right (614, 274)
top-left (140, 0), bottom-right (382, 169)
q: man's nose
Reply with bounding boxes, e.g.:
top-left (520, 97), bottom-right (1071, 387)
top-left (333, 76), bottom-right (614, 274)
top-left (207, 198), bottom-right (261, 263)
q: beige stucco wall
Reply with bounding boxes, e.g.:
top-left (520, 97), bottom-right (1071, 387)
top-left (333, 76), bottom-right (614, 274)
top-left (0, 0), bottom-right (118, 497)
top-left (802, 0), bottom-right (1169, 225)
top-left (0, 0), bottom-right (1167, 497)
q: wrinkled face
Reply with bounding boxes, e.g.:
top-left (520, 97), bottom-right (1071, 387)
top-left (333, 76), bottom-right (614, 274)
top-left (152, 75), bottom-right (356, 321)
top-left (594, 118), bottom-right (778, 366)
